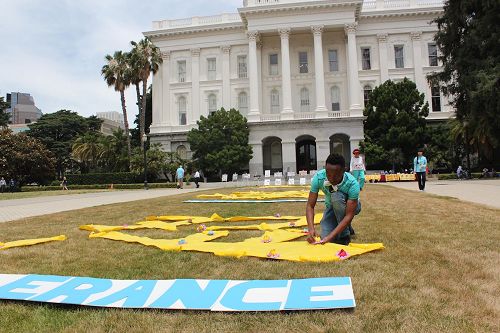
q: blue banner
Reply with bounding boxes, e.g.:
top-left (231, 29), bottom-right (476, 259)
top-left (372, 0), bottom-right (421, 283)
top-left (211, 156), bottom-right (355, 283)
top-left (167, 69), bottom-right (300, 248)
top-left (0, 274), bottom-right (355, 311)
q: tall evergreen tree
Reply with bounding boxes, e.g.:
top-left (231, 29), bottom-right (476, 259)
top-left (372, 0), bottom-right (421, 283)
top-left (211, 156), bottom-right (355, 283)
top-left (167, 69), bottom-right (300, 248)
top-left (428, 0), bottom-right (500, 165)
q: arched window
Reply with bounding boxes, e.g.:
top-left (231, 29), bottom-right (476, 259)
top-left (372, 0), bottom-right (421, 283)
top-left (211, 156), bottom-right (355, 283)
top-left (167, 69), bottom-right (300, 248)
top-left (176, 145), bottom-right (187, 160)
top-left (208, 94), bottom-right (217, 115)
top-left (363, 85), bottom-right (372, 107)
top-left (331, 86), bottom-right (340, 111)
top-left (238, 92), bottom-right (248, 116)
top-left (178, 96), bottom-right (187, 125)
top-left (300, 87), bottom-right (310, 112)
top-left (270, 89), bottom-right (280, 114)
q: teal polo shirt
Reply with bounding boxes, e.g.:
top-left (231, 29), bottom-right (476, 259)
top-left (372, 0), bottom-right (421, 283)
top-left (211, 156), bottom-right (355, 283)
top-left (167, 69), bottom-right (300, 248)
top-left (310, 169), bottom-right (360, 207)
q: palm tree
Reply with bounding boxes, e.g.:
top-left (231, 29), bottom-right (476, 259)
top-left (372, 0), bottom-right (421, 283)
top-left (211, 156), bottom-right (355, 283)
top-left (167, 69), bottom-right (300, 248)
top-left (72, 133), bottom-right (102, 172)
top-left (98, 128), bottom-right (129, 172)
top-left (101, 51), bottom-right (132, 166)
top-left (129, 38), bottom-right (163, 148)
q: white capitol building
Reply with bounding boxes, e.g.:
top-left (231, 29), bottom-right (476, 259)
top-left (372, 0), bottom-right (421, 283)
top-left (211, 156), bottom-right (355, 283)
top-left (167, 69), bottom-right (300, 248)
top-left (144, 0), bottom-right (452, 175)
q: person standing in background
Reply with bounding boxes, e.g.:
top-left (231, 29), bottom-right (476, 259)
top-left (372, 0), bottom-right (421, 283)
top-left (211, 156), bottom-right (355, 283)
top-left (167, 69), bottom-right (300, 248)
top-left (350, 149), bottom-right (366, 191)
top-left (0, 177), bottom-right (6, 193)
top-left (193, 170), bottom-right (201, 188)
top-left (414, 149), bottom-right (427, 191)
top-left (176, 166), bottom-right (185, 189)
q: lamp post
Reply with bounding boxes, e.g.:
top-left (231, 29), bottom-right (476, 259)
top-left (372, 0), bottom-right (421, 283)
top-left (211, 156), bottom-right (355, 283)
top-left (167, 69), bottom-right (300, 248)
top-left (143, 133), bottom-right (148, 190)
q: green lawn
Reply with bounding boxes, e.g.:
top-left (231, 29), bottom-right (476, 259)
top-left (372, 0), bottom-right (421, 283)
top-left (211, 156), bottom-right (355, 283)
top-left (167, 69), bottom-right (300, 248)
top-left (0, 185), bottom-right (498, 332)
top-left (0, 189), bottom-right (114, 201)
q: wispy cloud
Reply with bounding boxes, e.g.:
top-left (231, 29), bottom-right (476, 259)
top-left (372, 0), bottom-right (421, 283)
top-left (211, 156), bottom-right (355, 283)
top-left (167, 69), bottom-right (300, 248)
top-left (0, 0), bottom-right (242, 125)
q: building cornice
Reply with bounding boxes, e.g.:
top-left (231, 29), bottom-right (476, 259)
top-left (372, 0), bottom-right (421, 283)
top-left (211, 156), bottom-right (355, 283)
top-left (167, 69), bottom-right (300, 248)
top-left (360, 7), bottom-right (443, 19)
top-left (144, 22), bottom-right (245, 39)
top-left (238, 0), bottom-right (363, 26)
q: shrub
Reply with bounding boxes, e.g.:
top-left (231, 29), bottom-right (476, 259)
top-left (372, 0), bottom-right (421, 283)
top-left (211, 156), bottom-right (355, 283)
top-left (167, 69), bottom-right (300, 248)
top-left (21, 183), bottom-right (177, 192)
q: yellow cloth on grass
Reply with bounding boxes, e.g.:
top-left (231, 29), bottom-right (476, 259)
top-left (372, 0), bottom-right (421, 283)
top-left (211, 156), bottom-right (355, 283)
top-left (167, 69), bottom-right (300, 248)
top-left (87, 228), bottom-right (383, 262)
top-left (89, 230), bottom-right (229, 251)
top-left (79, 221), bottom-right (190, 233)
top-left (0, 235), bottom-right (66, 251)
top-left (197, 190), bottom-right (323, 200)
top-left (205, 213), bottom-right (322, 231)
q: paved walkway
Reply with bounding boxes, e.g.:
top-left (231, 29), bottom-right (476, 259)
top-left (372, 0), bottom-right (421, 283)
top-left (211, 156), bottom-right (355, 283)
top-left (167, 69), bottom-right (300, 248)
top-left (380, 179), bottom-right (500, 209)
top-left (0, 182), bottom-right (231, 223)
top-left (0, 180), bottom-right (270, 223)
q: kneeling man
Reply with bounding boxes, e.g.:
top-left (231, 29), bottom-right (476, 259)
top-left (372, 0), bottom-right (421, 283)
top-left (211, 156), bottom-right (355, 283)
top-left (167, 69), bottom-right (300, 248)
top-left (306, 153), bottom-right (361, 245)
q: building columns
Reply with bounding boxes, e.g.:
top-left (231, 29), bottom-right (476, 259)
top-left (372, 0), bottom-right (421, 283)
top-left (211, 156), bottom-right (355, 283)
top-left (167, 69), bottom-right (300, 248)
top-left (249, 142), bottom-right (263, 175)
top-left (191, 48), bottom-right (201, 124)
top-left (312, 25), bottom-right (328, 117)
top-left (279, 28), bottom-right (294, 119)
top-left (221, 45), bottom-right (231, 109)
top-left (377, 34), bottom-right (389, 83)
top-left (345, 23), bottom-right (363, 117)
top-left (316, 139), bottom-right (331, 168)
top-left (247, 31), bottom-right (260, 122)
top-left (281, 141), bottom-right (296, 173)
top-left (411, 31), bottom-right (426, 95)
top-left (152, 51), bottom-right (168, 130)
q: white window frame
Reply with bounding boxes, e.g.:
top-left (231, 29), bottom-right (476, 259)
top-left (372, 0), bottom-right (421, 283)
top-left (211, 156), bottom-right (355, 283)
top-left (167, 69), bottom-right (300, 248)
top-left (208, 94), bottom-right (217, 115)
top-left (238, 92), bottom-right (248, 115)
top-left (428, 43), bottom-right (438, 67)
top-left (361, 47), bottom-right (371, 70)
top-left (328, 49), bottom-right (338, 72)
top-left (299, 51), bottom-right (308, 74)
top-left (300, 87), bottom-right (310, 112)
top-left (269, 54), bottom-right (279, 76)
top-left (431, 85), bottom-right (441, 112)
top-left (207, 58), bottom-right (216, 81)
top-left (270, 89), bottom-right (280, 114)
top-left (237, 55), bottom-right (247, 78)
top-left (177, 60), bottom-right (186, 83)
top-left (331, 86), bottom-right (340, 111)
top-left (363, 85), bottom-right (372, 107)
top-left (178, 96), bottom-right (187, 125)
top-left (394, 45), bottom-right (404, 68)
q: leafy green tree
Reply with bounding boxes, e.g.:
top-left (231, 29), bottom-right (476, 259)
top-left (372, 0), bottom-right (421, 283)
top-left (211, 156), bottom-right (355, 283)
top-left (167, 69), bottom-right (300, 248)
top-left (27, 110), bottom-right (102, 176)
top-left (130, 144), bottom-right (167, 181)
top-left (0, 129), bottom-right (56, 185)
top-left (102, 51), bottom-right (132, 163)
top-left (428, 0), bottom-right (500, 165)
top-left (188, 108), bottom-right (253, 175)
top-left (0, 97), bottom-right (10, 128)
top-left (425, 122), bottom-right (457, 172)
top-left (129, 38), bottom-right (162, 148)
top-left (362, 79), bottom-right (429, 170)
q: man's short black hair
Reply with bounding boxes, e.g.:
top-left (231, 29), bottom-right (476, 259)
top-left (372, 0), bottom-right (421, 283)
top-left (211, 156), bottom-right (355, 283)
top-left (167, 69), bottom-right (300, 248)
top-left (326, 153), bottom-right (345, 168)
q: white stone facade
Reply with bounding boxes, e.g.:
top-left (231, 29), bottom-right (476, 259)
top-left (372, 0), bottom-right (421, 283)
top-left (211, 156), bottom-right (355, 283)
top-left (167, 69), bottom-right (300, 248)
top-left (144, 0), bottom-right (451, 175)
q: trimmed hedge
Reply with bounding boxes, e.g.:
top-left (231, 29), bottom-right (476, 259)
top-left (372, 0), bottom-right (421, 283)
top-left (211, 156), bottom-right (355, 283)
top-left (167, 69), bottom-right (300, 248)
top-left (21, 183), bottom-right (177, 192)
top-left (437, 173), bottom-right (482, 180)
top-left (62, 173), bottom-right (142, 185)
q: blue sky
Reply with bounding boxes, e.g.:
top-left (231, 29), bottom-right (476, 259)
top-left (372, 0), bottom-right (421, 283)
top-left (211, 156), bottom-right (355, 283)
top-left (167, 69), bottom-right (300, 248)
top-left (0, 0), bottom-right (242, 125)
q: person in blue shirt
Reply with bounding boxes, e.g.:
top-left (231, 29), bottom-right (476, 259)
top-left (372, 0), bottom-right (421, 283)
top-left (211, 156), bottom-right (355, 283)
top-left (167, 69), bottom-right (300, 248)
top-left (306, 153), bottom-right (361, 245)
top-left (413, 149), bottom-right (427, 191)
top-left (176, 166), bottom-right (185, 189)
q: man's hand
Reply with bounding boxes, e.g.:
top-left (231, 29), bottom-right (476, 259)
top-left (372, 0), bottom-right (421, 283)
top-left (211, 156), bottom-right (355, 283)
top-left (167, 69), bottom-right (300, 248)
top-left (306, 229), bottom-right (319, 244)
